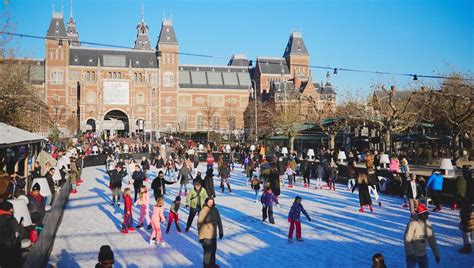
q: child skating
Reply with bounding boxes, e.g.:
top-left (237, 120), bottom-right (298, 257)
top-left (285, 164), bottom-right (296, 188)
top-left (166, 196), bottom-right (182, 233)
top-left (288, 196), bottom-right (312, 242)
top-left (251, 175), bottom-right (261, 203)
top-left (134, 185), bottom-right (152, 230)
top-left (150, 197), bottom-right (166, 246)
top-left (121, 188), bottom-right (135, 234)
top-left (261, 186), bottom-right (279, 224)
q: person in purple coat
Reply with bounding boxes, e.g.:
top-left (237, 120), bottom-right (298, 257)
top-left (261, 186), bottom-right (279, 224)
top-left (288, 196), bottom-right (312, 242)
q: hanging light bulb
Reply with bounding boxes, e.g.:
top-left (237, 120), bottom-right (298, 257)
top-left (333, 68), bottom-right (338, 76)
top-left (413, 74), bottom-right (418, 81)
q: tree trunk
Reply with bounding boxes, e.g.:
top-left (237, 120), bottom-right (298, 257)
top-left (452, 132), bottom-right (461, 160)
top-left (384, 131), bottom-right (391, 154)
top-left (289, 135), bottom-right (295, 154)
top-left (329, 133), bottom-right (336, 150)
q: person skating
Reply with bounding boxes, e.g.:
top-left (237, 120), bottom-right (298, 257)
top-left (141, 157), bottom-right (151, 180)
top-left (315, 162), bottom-right (324, 190)
top-left (95, 245), bottom-right (114, 268)
top-left (328, 161), bottom-right (338, 191)
top-left (178, 163), bottom-right (193, 197)
top-left (288, 196), bottom-right (311, 242)
top-left (404, 203), bottom-right (440, 267)
top-left (251, 175), bottom-right (261, 203)
top-left (150, 197), bottom-right (166, 245)
top-left (185, 181), bottom-right (209, 232)
top-left (198, 197), bottom-right (223, 268)
top-left (134, 185), bottom-right (152, 230)
top-left (206, 153), bottom-right (215, 170)
top-left (367, 169), bottom-right (382, 206)
top-left (203, 169), bottom-right (216, 198)
top-left (285, 164), bottom-right (296, 188)
top-left (405, 173), bottom-right (424, 219)
top-left (426, 169), bottom-right (444, 212)
top-left (261, 186), bottom-right (279, 224)
top-left (193, 171), bottom-right (204, 186)
top-left (302, 160), bottom-right (312, 188)
top-left (166, 196), bottom-right (182, 233)
top-left (347, 158), bottom-right (356, 191)
top-left (220, 162), bottom-right (231, 193)
top-left (269, 165), bottom-right (281, 199)
top-left (131, 165), bottom-right (146, 202)
top-left (352, 173), bottom-right (374, 212)
top-left (108, 165), bottom-right (127, 207)
top-left (458, 166), bottom-right (474, 254)
top-left (121, 188), bottom-right (135, 234)
top-left (151, 171), bottom-right (176, 201)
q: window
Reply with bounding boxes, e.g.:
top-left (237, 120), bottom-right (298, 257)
top-left (136, 93), bottom-right (145, 105)
top-left (85, 71), bottom-right (91, 81)
top-left (51, 70), bottom-right (63, 85)
top-left (163, 72), bottom-right (174, 87)
top-left (91, 72), bottom-right (96, 81)
top-left (152, 88), bottom-right (156, 96)
top-left (112, 72), bottom-right (116, 79)
top-left (196, 113), bottom-right (204, 129)
top-left (108, 72), bottom-right (112, 78)
top-left (212, 115), bottom-right (220, 130)
top-left (195, 97), bottom-right (206, 104)
top-left (134, 73), bottom-right (138, 82)
top-left (117, 72), bottom-right (121, 79)
top-left (178, 115), bottom-right (187, 130)
top-left (139, 73), bottom-right (143, 83)
top-left (69, 71), bottom-right (80, 80)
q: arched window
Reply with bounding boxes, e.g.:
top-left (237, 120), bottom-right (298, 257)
top-left (163, 72), bottom-right (174, 87)
top-left (136, 92), bottom-right (145, 105)
top-left (212, 115), bottom-right (220, 130)
top-left (91, 72), bottom-right (96, 81)
top-left (178, 114), bottom-right (187, 130)
top-left (85, 71), bottom-right (90, 81)
top-left (152, 88), bottom-right (156, 96)
top-left (117, 72), bottom-right (121, 79)
top-left (196, 113), bottom-right (204, 129)
top-left (139, 73), bottom-right (143, 83)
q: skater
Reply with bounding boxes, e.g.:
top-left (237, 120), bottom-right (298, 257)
top-left (261, 186), bottom-right (279, 224)
top-left (245, 156), bottom-right (255, 185)
top-left (95, 245), bottom-right (114, 268)
top-left (220, 162), bottom-right (231, 193)
top-left (251, 175), bottom-right (261, 203)
top-left (302, 160), bottom-right (312, 188)
top-left (134, 185), bottom-right (152, 230)
top-left (193, 171), bottom-right (204, 186)
top-left (328, 161), bottom-right (338, 191)
top-left (315, 162), bottom-right (324, 190)
top-left (150, 197), bottom-right (166, 245)
top-left (166, 196), bottom-right (182, 233)
top-left (151, 171), bottom-right (176, 201)
top-left (178, 163), bottom-right (193, 197)
top-left (458, 166), bottom-right (474, 254)
top-left (185, 181), bottom-right (209, 232)
top-left (426, 169), bottom-right (444, 212)
top-left (203, 169), bottom-right (216, 198)
top-left (269, 165), bottom-right (281, 199)
top-left (108, 165), bottom-right (127, 206)
top-left (288, 196), bottom-right (311, 242)
top-left (206, 153), bottom-right (215, 170)
top-left (368, 169), bottom-right (381, 206)
top-left (285, 164), bottom-right (296, 188)
top-left (347, 158), bottom-right (356, 191)
top-left (131, 165), bottom-right (146, 202)
top-left (141, 157), bottom-right (151, 180)
top-left (198, 197), bottom-right (223, 268)
top-left (372, 253), bottom-right (387, 268)
top-left (352, 173), bottom-right (374, 212)
top-left (404, 203), bottom-right (440, 267)
top-left (121, 188), bottom-right (135, 234)
top-left (405, 173), bottom-right (423, 219)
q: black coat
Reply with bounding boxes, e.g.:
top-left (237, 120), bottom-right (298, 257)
top-left (352, 183), bottom-right (372, 206)
top-left (27, 193), bottom-right (46, 220)
top-left (45, 172), bottom-right (56, 194)
top-left (154, 158), bottom-right (165, 169)
top-left (108, 169), bottom-right (127, 188)
top-left (0, 210), bottom-right (24, 267)
top-left (151, 176), bottom-right (174, 198)
top-left (132, 171), bottom-right (146, 187)
top-left (405, 181), bottom-right (423, 199)
top-left (141, 160), bottom-right (150, 170)
top-left (269, 171), bottom-right (281, 196)
top-left (31, 167), bottom-right (42, 178)
top-left (204, 175), bottom-right (215, 198)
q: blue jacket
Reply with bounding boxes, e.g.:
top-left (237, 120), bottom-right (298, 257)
top-left (288, 202), bottom-right (311, 222)
top-left (426, 173), bottom-right (444, 191)
top-left (261, 190), bottom-right (278, 207)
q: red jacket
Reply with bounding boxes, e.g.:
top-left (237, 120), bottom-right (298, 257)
top-left (123, 194), bottom-right (133, 215)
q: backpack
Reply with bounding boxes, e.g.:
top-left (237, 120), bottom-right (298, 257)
top-left (0, 217), bottom-right (17, 249)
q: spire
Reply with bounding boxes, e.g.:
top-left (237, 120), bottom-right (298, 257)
top-left (134, 3), bottom-right (152, 50)
top-left (47, 11), bottom-right (68, 38)
top-left (157, 19), bottom-right (178, 46)
top-left (283, 31), bottom-right (309, 58)
top-left (66, 0), bottom-right (79, 46)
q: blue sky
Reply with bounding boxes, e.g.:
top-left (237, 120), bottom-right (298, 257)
top-left (2, 0), bottom-right (473, 98)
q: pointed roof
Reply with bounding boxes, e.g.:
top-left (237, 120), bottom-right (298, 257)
top-left (283, 31), bottom-right (309, 57)
top-left (157, 19), bottom-right (178, 45)
top-left (134, 20), bottom-right (152, 50)
top-left (46, 12), bottom-right (68, 38)
top-left (67, 17), bottom-right (80, 46)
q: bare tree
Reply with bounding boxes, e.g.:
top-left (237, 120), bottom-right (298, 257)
top-left (269, 100), bottom-right (305, 153)
top-left (202, 102), bottom-right (217, 142)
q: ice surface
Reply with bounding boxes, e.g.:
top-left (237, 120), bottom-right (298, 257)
top-left (48, 164), bottom-right (472, 267)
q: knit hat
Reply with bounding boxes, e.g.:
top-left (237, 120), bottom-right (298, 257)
top-left (0, 201), bottom-right (13, 211)
top-left (32, 182), bottom-right (41, 191)
top-left (416, 203), bottom-right (429, 215)
top-left (175, 196), bottom-right (181, 202)
top-left (98, 245), bottom-right (114, 262)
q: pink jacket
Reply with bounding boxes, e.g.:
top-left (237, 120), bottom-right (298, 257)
top-left (134, 191), bottom-right (150, 207)
top-left (152, 206), bottom-right (166, 223)
top-left (389, 159), bottom-right (400, 172)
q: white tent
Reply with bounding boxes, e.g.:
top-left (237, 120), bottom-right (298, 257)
top-left (0, 123), bottom-right (45, 148)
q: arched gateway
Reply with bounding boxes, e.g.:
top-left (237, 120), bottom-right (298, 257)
top-left (103, 110), bottom-right (129, 137)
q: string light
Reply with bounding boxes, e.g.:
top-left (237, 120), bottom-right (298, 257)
top-left (1, 31), bottom-right (472, 82)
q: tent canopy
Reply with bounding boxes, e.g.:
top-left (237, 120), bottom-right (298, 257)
top-left (0, 123), bottom-right (46, 148)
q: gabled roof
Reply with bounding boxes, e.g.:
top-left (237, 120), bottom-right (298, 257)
top-left (134, 20), bottom-right (152, 50)
top-left (178, 65), bottom-right (251, 90)
top-left (228, 54), bottom-right (250, 67)
top-left (46, 12), bottom-right (68, 38)
top-left (283, 31), bottom-right (309, 57)
top-left (0, 123), bottom-right (45, 148)
top-left (157, 19), bottom-right (178, 45)
top-left (69, 47), bottom-right (158, 68)
top-left (256, 57), bottom-right (290, 75)
top-left (67, 16), bottom-right (80, 46)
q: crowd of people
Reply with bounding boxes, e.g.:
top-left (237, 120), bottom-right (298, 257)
top-left (1, 132), bottom-right (473, 267)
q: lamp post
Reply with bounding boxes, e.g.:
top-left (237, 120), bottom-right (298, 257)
top-left (249, 79), bottom-right (258, 143)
